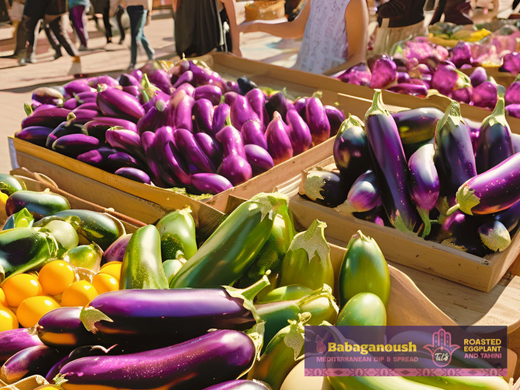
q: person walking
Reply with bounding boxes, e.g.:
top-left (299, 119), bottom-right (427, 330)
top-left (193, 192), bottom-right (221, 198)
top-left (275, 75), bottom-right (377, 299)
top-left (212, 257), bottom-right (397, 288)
top-left (125, 0), bottom-right (154, 69)
top-left (68, 0), bottom-right (90, 50)
top-left (92, 0), bottom-right (114, 43)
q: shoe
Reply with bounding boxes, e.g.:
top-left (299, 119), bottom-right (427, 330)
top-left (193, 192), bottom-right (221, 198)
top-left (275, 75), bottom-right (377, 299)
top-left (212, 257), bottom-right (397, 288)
top-left (106, 38), bottom-right (113, 44)
top-left (118, 38), bottom-right (124, 45)
top-left (128, 63), bottom-right (135, 70)
top-left (18, 58), bottom-right (26, 66)
top-left (53, 52), bottom-right (63, 60)
top-left (79, 44), bottom-right (88, 51)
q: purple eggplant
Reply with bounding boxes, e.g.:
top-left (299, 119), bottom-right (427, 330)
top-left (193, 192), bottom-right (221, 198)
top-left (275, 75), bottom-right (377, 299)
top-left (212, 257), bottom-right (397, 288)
top-left (434, 101), bottom-right (477, 197)
top-left (294, 98), bottom-right (306, 118)
top-left (45, 113), bottom-right (85, 149)
top-left (451, 41), bottom-right (472, 68)
top-left (75, 91), bottom-right (98, 102)
top-left (237, 76), bottom-right (258, 95)
top-left (118, 73), bottom-right (142, 88)
top-left (365, 90), bottom-right (424, 235)
top-left (136, 99), bottom-right (169, 134)
top-left (122, 85), bottom-right (141, 98)
top-left (472, 81), bottom-right (498, 109)
top-left (505, 75), bottom-right (520, 106)
top-left (191, 173), bottom-right (233, 194)
top-left (500, 52), bottom-right (520, 75)
top-left (369, 56), bottom-right (397, 89)
top-left (101, 234), bottom-right (131, 265)
top-left (195, 132), bottom-right (223, 168)
top-left (300, 170), bottom-right (348, 208)
top-left (0, 328), bottom-right (43, 364)
top-left (75, 102), bottom-right (99, 112)
top-left (32, 87), bottom-right (64, 106)
top-left (84, 117), bottom-right (137, 140)
top-left (194, 85), bottom-right (222, 106)
top-left (391, 107), bottom-right (443, 145)
top-left (325, 105), bottom-right (345, 137)
top-left (336, 62), bottom-right (372, 86)
top-left (231, 95), bottom-right (260, 131)
top-left (0, 345), bottom-right (63, 384)
top-left (478, 220), bottom-right (511, 252)
top-left (173, 70), bottom-right (194, 89)
top-left (241, 120), bottom-right (267, 150)
top-left (285, 108), bottom-right (312, 155)
top-left (213, 103), bottom-right (231, 135)
top-left (437, 211), bottom-right (489, 256)
top-left (174, 95), bottom-right (195, 132)
top-left (97, 85), bottom-right (145, 122)
top-left (246, 89), bottom-right (267, 125)
top-left (244, 144), bottom-right (275, 176)
top-left (22, 107), bottom-right (70, 129)
top-left (15, 126), bottom-right (54, 147)
top-left (431, 64), bottom-right (459, 96)
top-left (33, 103), bottom-right (58, 111)
top-left (36, 306), bottom-right (101, 349)
top-left (107, 151), bottom-right (146, 172)
top-left (57, 330), bottom-right (255, 390)
top-left (492, 199), bottom-right (520, 232)
top-left (70, 108), bottom-right (98, 124)
top-left (174, 128), bottom-right (216, 173)
top-left (203, 380), bottom-right (271, 390)
top-left (506, 103), bottom-right (520, 119)
top-left (149, 69), bottom-right (174, 94)
top-left (452, 85), bottom-right (473, 104)
top-left (225, 91), bottom-right (239, 106)
top-left (512, 133), bottom-right (520, 154)
top-left (88, 75), bottom-right (119, 88)
top-left (144, 130), bottom-right (175, 187)
top-left (449, 152), bottom-right (520, 216)
top-left (224, 80), bottom-right (240, 93)
top-left (176, 82), bottom-right (195, 97)
top-left (397, 72), bottom-right (410, 84)
top-left (470, 67), bottom-right (487, 88)
top-left (63, 98), bottom-right (78, 110)
top-left (77, 146), bottom-right (116, 170)
top-left (216, 125), bottom-right (246, 158)
top-left (476, 97), bottom-right (514, 173)
top-left (266, 112), bottom-right (293, 165)
top-left (189, 60), bottom-right (225, 89)
top-left (52, 134), bottom-right (100, 158)
top-left (105, 128), bottom-right (146, 163)
top-left (305, 97), bottom-right (330, 145)
top-left (218, 154), bottom-right (253, 186)
top-left (265, 91), bottom-right (288, 122)
top-left (154, 126), bottom-right (191, 186)
top-left (193, 98), bottom-right (215, 135)
top-left (387, 83), bottom-right (428, 97)
top-left (115, 167), bottom-right (151, 184)
top-left (64, 79), bottom-right (94, 96)
top-left (336, 170), bottom-right (381, 214)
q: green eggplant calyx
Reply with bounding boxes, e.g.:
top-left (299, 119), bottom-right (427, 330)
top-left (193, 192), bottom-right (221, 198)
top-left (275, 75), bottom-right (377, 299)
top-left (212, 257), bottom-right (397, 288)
top-left (245, 321), bottom-right (266, 364)
top-left (96, 83), bottom-right (108, 93)
top-left (284, 312), bottom-right (311, 360)
top-left (80, 306), bottom-right (114, 334)
top-left (178, 206), bottom-right (192, 218)
top-left (482, 97), bottom-right (509, 129)
top-left (225, 114), bottom-right (232, 127)
top-left (365, 90), bottom-right (390, 120)
top-left (24, 103), bottom-right (33, 117)
top-left (319, 320), bottom-right (334, 326)
top-left (454, 69), bottom-right (472, 90)
top-left (479, 221), bottom-right (511, 252)
top-left (141, 88), bottom-right (150, 103)
top-left (345, 114), bottom-right (365, 130)
top-left (296, 284), bottom-right (339, 313)
top-left (312, 90), bottom-right (323, 99)
top-left (53, 374), bottom-right (68, 388)
top-left (12, 208), bottom-right (34, 228)
top-left (455, 184), bottom-right (480, 216)
top-left (446, 204), bottom-right (461, 216)
top-left (392, 214), bottom-right (419, 235)
top-left (335, 200), bottom-right (356, 216)
top-left (303, 172), bottom-right (326, 202)
top-left (156, 99), bottom-right (168, 112)
top-left (250, 193), bottom-right (289, 222)
top-left (436, 100), bottom-right (465, 134)
top-left (417, 208), bottom-right (432, 238)
top-left (225, 273), bottom-right (270, 324)
top-left (141, 73), bottom-right (153, 90)
top-left (66, 112), bottom-right (77, 124)
top-left (289, 219), bottom-right (330, 264)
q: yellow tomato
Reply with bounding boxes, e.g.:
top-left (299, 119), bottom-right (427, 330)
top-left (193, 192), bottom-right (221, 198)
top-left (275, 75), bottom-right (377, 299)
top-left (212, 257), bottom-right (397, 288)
top-left (61, 281), bottom-right (98, 307)
top-left (17, 296), bottom-right (60, 328)
top-left (0, 287), bottom-right (7, 307)
top-left (39, 260), bottom-right (76, 296)
top-left (0, 306), bottom-right (18, 331)
top-left (2, 274), bottom-right (43, 307)
top-left (0, 192), bottom-right (8, 222)
top-left (99, 262), bottom-right (122, 280)
top-left (92, 273), bottom-right (119, 295)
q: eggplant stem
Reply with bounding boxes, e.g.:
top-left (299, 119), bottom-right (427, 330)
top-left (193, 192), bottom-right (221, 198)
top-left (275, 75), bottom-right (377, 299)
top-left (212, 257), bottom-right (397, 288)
top-left (79, 306), bottom-right (113, 334)
top-left (446, 204), bottom-right (460, 216)
top-left (225, 273), bottom-right (271, 302)
top-left (24, 103), bottom-right (33, 117)
top-left (417, 208), bottom-right (432, 238)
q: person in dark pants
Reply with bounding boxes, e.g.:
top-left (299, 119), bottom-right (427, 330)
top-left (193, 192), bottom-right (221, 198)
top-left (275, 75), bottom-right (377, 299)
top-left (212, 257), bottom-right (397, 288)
top-left (43, 22), bottom-right (63, 59)
top-left (125, 0), bottom-right (154, 69)
top-left (377, 0), bottom-right (427, 28)
top-left (93, 0), bottom-right (113, 43)
top-left (116, 5), bottom-right (125, 44)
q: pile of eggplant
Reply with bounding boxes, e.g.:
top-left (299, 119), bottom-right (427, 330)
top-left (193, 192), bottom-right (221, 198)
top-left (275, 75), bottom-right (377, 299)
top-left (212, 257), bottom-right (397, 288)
top-left (16, 60), bottom-right (344, 196)
top-left (301, 89), bottom-right (520, 257)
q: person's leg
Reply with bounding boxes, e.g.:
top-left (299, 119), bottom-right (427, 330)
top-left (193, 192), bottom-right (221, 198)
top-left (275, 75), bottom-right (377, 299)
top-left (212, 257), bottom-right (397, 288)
top-left (70, 5), bottom-right (88, 48)
top-left (47, 15), bottom-right (79, 57)
top-left (116, 5), bottom-right (125, 44)
top-left (103, 4), bottom-right (112, 43)
top-left (19, 16), bottom-right (40, 64)
top-left (136, 9), bottom-right (154, 60)
top-left (44, 22), bottom-right (62, 59)
top-left (127, 6), bottom-right (139, 67)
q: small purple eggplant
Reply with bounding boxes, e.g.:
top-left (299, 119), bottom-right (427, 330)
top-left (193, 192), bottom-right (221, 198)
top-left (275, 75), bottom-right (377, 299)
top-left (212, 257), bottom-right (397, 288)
top-left (101, 234), bottom-right (131, 265)
top-left (52, 134), bottom-right (100, 158)
top-left (300, 170), bottom-right (348, 208)
top-left (107, 151), bottom-right (147, 172)
top-left (470, 67), bottom-right (487, 88)
top-left (194, 85), bottom-right (222, 106)
top-left (336, 170), bottom-right (381, 214)
top-left (285, 108), bottom-right (312, 156)
top-left (106, 128), bottom-right (145, 162)
top-left (63, 98), bottom-right (78, 110)
top-left (437, 211), bottom-right (489, 256)
top-left (336, 62), bottom-right (372, 86)
top-left (45, 113), bottom-right (85, 149)
top-left (174, 95), bottom-right (195, 132)
top-left (15, 126), bottom-right (54, 147)
top-left (472, 81), bottom-right (498, 110)
top-left (387, 83), bottom-right (428, 97)
top-left (0, 328), bottom-right (43, 365)
top-left (70, 108), bottom-right (98, 124)
top-left (265, 91), bottom-right (288, 122)
top-left (397, 72), bottom-right (410, 84)
top-left (325, 105), bottom-right (345, 137)
top-left (76, 102), bottom-right (99, 112)
top-left (191, 173), bottom-right (233, 194)
top-left (22, 107), bottom-right (70, 129)
top-left (193, 98), bottom-right (215, 135)
top-left (369, 56), bottom-right (397, 89)
top-left (506, 104), bottom-right (520, 119)
top-left (115, 167), bottom-right (151, 184)
top-left (512, 133), bottom-right (520, 153)
top-left (452, 86), bottom-right (473, 104)
top-left (174, 128), bottom-right (216, 173)
top-left (224, 80), bottom-right (240, 93)
top-left (505, 75), bottom-right (520, 106)
top-left (231, 95), bottom-right (260, 131)
top-left (294, 98), bottom-right (306, 118)
top-left (122, 85), bottom-right (141, 98)
top-left (241, 120), bottom-right (267, 150)
top-left (305, 97), bottom-right (330, 145)
top-left (84, 117), bottom-right (137, 140)
top-left (32, 87), bottom-right (64, 106)
top-left (213, 103), bottom-right (231, 135)
top-left (217, 154), bottom-right (253, 186)
top-left (149, 68), bottom-right (174, 94)
top-left (118, 73), bottom-right (142, 88)
top-left (451, 41), bottom-right (472, 68)
top-left (246, 88), bottom-right (267, 126)
top-left (431, 64), bottom-right (459, 96)
top-left (225, 91), bottom-right (239, 106)
top-left (136, 99), bottom-right (169, 134)
top-left (266, 112), bottom-right (293, 165)
top-left (63, 79), bottom-right (94, 96)
top-left (97, 85), bottom-right (145, 122)
top-left (500, 52), bottom-right (520, 75)
top-left (216, 125), bottom-right (246, 158)
top-left (88, 75), bottom-right (119, 88)
top-left (172, 70), bottom-right (194, 89)
top-left (195, 132), bottom-right (223, 168)
top-left (244, 144), bottom-right (275, 176)
top-left (77, 146), bottom-right (117, 170)
top-left (189, 60), bottom-right (225, 89)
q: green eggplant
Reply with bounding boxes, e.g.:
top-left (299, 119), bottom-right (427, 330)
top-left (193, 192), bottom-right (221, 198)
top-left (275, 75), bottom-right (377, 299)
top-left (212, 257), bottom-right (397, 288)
top-left (280, 219), bottom-right (334, 291)
top-left (6, 190), bottom-right (70, 219)
top-left (336, 292), bottom-right (387, 326)
top-left (0, 173), bottom-right (25, 196)
top-left (257, 285), bottom-right (313, 304)
top-left (170, 193), bottom-right (288, 288)
top-left (338, 230), bottom-right (390, 309)
top-left (239, 205), bottom-right (296, 289)
top-left (155, 207), bottom-right (197, 260)
top-left (0, 228), bottom-right (58, 282)
top-left (53, 210), bottom-right (124, 250)
top-left (248, 312), bottom-right (309, 390)
top-left (120, 225), bottom-right (168, 289)
top-left (163, 257), bottom-right (187, 284)
top-left (39, 219), bottom-right (79, 258)
top-left (64, 243), bottom-right (103, 272)
top-left (2, 208), bottom-right (34, 230)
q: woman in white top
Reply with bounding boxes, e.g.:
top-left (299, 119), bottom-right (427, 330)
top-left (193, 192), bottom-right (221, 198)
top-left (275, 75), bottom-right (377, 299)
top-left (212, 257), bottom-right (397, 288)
top-left (125, 0), bottom-right (155, 69)
top-left (239, 0), bottom-right (368, 75)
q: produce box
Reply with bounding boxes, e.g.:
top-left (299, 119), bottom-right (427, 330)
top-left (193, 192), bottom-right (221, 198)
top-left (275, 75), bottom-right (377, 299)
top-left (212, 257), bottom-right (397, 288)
top-left (244, 0), bottom-right (285, 21)
top-left (460, 66), bottom-right (517, 89)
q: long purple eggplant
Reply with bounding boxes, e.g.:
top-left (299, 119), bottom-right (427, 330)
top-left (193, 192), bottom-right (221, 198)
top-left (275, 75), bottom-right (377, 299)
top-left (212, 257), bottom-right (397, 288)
top-left (105, 128), bottom-right (146, 163)
top-left (15, 126), bottom-right (54, 147)
top-left (365, 90), bottom-right (423, 235)
top-left (70, 108), bottom-right (98, 124)
top-left (154, 126), bottom-right (191, 186)
top-left (266, 112), bottom-right (293, 165)
top-left (231, 95), bottom-right (260, 131)
top-left (174, 128), bottom-right (216, 173)
top-left (0, 345), bottom-right (63, 384)
top-left (32, 87), bottom-right (64, 106)
top-left (175, 95), bottom-right (195, 132)
top-left (391, 107), bottom-right (443, 145)
top-left (244, 144), bottom-right (275, 175)
top-left (22, 107), bottom-right (70, 129)
top-left (84, 117), bottom-right (137, 140)
top-left (118, 73), bottom-right (142, 88)
top-left (242, 120), bottom-right (267, 150)
top-left (0, 328), bottom-right (43, 364)
top-left (45, 113), bottom-right (85, 149)
top-left (225, 91), bottom-right (239, 107)
top-left (246, 89), bottom-right (267, 126)
top-left (213, 103), bottom-right (231, 135)
top-left (218, 154), bottom-right (253, 186)
top-left (192, 173), bottom-right (233, 194)
top-left (36, 307), bottom-right (101, 349)
top-left (286, 108), bottom-right (312, 155)
top-left (107, 151), bottom-right (146, 172)
top-left (136, 99), bottom-right (169, 134)
top-left (144, 131), bottom-right (175, 187)
top-left (173, 70), bottom-right (194, 88)
top-left (193, 98), bottom-right (215, 135)
top-left (194, 85), bottom-right (222, 106)
top-left (115, 167), bottom-right (151, 184)
top-left (300, 170), bottom-right (348, 208)
top-left (88, 75), bottom-right (119, 88)
top-left (149, 69), bottom-right (174, 94)
top-left (449, 152), bottom-right (520, 216)
top-left (64, 79), bottom-right (93, 96)
top-left (336, 170), bottom-right (381, 214)
top-left (306, 97), bottom-right (330, 145)
top-left (216, 125), bottom-right (246, 158)
top-left (325, 105), bottom-right (345, 137)
top-left (203, 380), bottom-right (271, 390)
top-left (475, 97), bottom-right (514, 173)
top-left (97, 85), bottom-right (145, 122)
top-left (195, 132), bottom-right (223, 168)
top-left (189, 60), bottom-right (225, 89)
top-left (77, 146), bottom-right (117, 170)
top-left (101, 233), bottom-right (131, 265)
top-left (52, 134), bottom-right (100, 158)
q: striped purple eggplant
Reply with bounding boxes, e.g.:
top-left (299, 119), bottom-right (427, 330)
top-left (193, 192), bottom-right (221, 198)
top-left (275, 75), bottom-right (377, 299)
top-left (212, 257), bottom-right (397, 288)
top-left (149, 69), bottom-right (173, 94)
top-left (193, 98), bottom-right (215, 135)
top-left (36, 307), bottom-right (101, 349)
top-left (336, 170), bottom-right (381, 214)
top-left (175, 95), bottom-right (195, 132)
top-left (32, 87), bottom-right (63, 106)
top-left (246, 89), bottom-right (267, 126)
top-left (63, 79), bottom-right (93, 96)
top-left (173, 70), bottom-right (194, 89)
top-left (192, 173), bottom-right (233, 194)
top-left (0, 345), bottom-right (63, 384)
top-left (52, 134), bottom-right (100, 158)
top-left (203, 380), bottom-right (271, 390)
top-left (154, 126), bottom-right (191, 186)
top-left (45, 113), bottom-right (85, 149)
top-left (286, 108), bottom-right (312, 155)
top-left (300, 170), bottom-right (348, 208)
top-left (84, 117), bottom-right (137, 140)
top-left (218, 154), bottom-right (253, 186)
top-left (242, 120), bottom-right (267, 150)
top-left (305, 97), bottom-right (330, 145)
top-left (225, 91), bottom-right (239, 106)
top-left (478, 220), bottom-right (511, 252)
top-left (266, 91), bottom-right (288, 122)
top-left (449, 152), bottom-right (520, 216)
top-left (0, 328), bottom-right (43, 364)
top-left (325, 105), bottom-right (345, 137)
top-left (22, 107), bottom-right (70, 129)
top-left (115, 167), bottom-right (151, 184)
top-left (213, 103), bottom-right (231, 135)
top-left (174, 128), bottom-right (216, 173)
top-left (475, 97), bottom-right (514, 173)
top-left (77, 146), bottom-right (118, 169)
top-left (136, 99), bottom-right (169, 134)
top-left (15, 126), bottom-right (54, 147)
top-left (107, 151), bottom-right (146, 172)
top-left (216, 125), bottom-right (246, 158)
top-left (365, 90), bottom-right (424, 235)
top-left (70, 108), bottom-right (98, 124)
top-left (195, 132), bottom-right (223, 168)
top-left (189, 60), bottom-right (225, 89)
top-left (97, 85), bottom-right (145, 122)
top-left (101, 233), bottom-right (131, 265)
top-left (88, 75), bottom-right (119, 88)
top-left (266, 112), bottom-right (293, 165)
top-left (105, 128), bottom-right (146, 163)
top-left (231, 95), bottom-right (261, 131)
top-left (194, 85), bottom-right (222, 105)
top-left (244, 144), bottom-right (275, 175)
